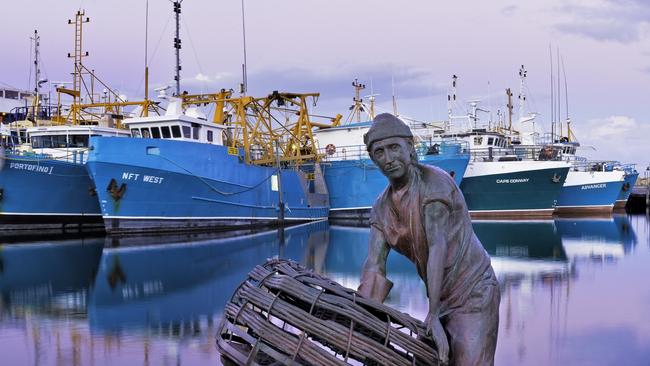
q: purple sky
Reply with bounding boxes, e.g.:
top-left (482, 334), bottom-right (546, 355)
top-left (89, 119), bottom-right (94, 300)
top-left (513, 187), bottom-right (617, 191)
top-left (2, 0), bottom-right (649, 168)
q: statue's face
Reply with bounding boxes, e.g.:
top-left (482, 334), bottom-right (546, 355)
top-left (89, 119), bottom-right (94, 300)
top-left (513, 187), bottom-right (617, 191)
top-left (369, 137), bottom-right (413, 181)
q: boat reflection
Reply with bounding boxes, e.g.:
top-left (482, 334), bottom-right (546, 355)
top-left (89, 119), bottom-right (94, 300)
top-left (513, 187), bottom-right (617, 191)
top-left (0, 238), bottom-right (104, 315)
top-left (88, 220), bottom-right (329, 334)
top-left (555, 215), bottom-right (636, 263)
top-left (473, 220), bottom-right (570, 286)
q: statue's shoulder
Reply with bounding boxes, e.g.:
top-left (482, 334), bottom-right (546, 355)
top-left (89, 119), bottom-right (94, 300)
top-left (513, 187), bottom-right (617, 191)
top-left (417, 164), bottom-right (457, 191)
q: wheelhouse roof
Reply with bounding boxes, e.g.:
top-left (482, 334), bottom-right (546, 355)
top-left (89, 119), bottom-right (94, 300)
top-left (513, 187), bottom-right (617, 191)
top-left (122, 114), bottom-right (227, 130)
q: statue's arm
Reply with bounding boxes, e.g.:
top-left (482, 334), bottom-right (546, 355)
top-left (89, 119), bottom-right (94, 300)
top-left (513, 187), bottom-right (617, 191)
top-left (357, 226), bottom-right (393, 302)
top-left (423, 201), bottom-right (450, 315)
top-left (423, 200), bottom-right (451, 362)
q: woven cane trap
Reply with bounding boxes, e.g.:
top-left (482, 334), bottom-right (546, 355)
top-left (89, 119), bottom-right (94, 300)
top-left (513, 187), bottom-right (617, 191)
top-left (216, 259), bottom-right (441, 366)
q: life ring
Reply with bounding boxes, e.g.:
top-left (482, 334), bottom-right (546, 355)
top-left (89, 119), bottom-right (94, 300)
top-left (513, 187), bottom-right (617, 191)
top-left (325, 143), bottom-right (336, 155)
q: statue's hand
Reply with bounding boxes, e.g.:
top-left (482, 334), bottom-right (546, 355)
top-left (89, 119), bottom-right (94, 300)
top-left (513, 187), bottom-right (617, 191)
top-left (425, 311), bottom-right (449, 364)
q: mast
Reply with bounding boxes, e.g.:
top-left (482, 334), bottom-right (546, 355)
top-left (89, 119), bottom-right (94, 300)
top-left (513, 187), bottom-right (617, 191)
top-left (240, 0), bottom-right (248, 94)
top-left (549, 45), bottom-right (554, 141)
top-left (447, 74), bottom-right (457, 131)
top-left (352, 78), bottom-right (365, 122)
top-left (561, 55), bottom-right (572, 142)
top-left (391, 74), bottom-right (398, 116)
top-left (518, 65), bottom-right (527, 124)
top-left (30, 29), bottom-right (41, 122)
top-left (557, 47), bottom-right (562, 138)
top-left (31, 30), bottom-right (41, 100)
top-left (144, 0), bottom-right (149, 116)
top-left (67, 10), bottom-right (90, 125)
top-left (173, 0), bottom-right (182, 96)
top-left (506, 88), bottom-right (513, 135)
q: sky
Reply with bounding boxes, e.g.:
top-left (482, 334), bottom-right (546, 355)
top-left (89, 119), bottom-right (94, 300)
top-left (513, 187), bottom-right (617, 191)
top-left (2, 0), bottom-right (649, 169)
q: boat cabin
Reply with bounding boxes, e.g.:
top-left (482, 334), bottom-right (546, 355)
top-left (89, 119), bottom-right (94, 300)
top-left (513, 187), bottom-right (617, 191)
top-left (123, 114), bottom-right (226, 146)
top-left (24, 125), bottom-right (130, 162)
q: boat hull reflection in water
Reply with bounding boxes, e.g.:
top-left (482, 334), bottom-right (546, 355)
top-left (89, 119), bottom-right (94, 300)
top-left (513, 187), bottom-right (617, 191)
top-left (89, 221), bottom-right (330, 333)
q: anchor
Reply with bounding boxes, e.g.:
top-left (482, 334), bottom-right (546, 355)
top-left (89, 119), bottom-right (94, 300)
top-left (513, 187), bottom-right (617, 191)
top-left (552, 173), bottom-right (561, 183)
top-left (107, 178), bottom-right (127, 201)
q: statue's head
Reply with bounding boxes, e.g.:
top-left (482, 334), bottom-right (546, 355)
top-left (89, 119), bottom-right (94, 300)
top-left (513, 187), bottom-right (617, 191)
top-left (364, 113), bottom-right (417, 182)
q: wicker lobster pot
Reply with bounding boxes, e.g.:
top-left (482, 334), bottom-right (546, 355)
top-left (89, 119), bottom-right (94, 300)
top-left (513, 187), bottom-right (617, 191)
top-left (216, 259), bottom-right (441, 366)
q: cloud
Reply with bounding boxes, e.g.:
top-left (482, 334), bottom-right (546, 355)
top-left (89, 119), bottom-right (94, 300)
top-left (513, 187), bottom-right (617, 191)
top-left (573, 115), bottom-right (650, 166)
top-left (501, 5), bottom-right (518, 16)
top-left (554, 0), bottom-right (650, 43)
top-left (246, 64), bottom-right (446, 101)
top-left (164, 64), bottom-right (446, 105)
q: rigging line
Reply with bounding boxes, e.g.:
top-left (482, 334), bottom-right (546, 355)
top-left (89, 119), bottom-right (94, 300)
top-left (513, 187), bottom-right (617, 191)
top-left (181, 15), bottom-right (204, 77)
top-left (136, 13), bottom-right (173, 96)
top-left (154, 152), bottom-right (280, 196)
top-left (28, 36), bottom-right (33, 92)
top-left (561, 55), bottom-right (569, 119)
top-left (145, 0), bottom-right (149, 69)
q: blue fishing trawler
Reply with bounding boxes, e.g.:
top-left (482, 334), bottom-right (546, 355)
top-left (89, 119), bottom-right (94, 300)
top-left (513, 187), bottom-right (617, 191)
top-left (86, 97), bottom-right (329, 234)
top-left (0, 125), bottom-right (129, 230)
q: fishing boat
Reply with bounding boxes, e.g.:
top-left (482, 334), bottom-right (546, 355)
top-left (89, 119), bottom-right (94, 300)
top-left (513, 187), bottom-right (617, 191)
top-left (0, 124), bottom-right (129, 230)
top-left (433, 73), bottom-right (570, 217)
top-left (86, 95), bottom-right (331, 234)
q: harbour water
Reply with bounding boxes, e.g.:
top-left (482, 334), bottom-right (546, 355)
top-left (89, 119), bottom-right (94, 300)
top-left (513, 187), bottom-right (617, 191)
top-left (0, 215), bottom-right (648, 366)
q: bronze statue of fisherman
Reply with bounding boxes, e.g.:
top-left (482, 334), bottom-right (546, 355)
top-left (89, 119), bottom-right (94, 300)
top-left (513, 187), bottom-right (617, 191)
top-left (358, 113), bottom-right (500, 365)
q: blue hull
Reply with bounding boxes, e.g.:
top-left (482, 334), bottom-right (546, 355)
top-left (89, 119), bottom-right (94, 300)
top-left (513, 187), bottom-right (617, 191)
top-left (556, 181), bottom-right (623, 213)
top-left (322, 153), bottom-right (469, 221)
top-left (0, 154), bottom-right (103, 228)
top-left (615, 172), bottom-right (639, 208)
top-left (86, 137), bottom-right (328, 234)
top-left (460, 166), bottom-right (570, 216)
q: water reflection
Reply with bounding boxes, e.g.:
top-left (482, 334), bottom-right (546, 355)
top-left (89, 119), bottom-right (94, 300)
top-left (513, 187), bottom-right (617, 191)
top-left (90, 220), bottom-right (330, 334)
top-left (556, 215), bottom-right (636, 263)
top-left (0, 215), bottom-right (647, 366)
top-left (0, 238), bottom-right (104, 314)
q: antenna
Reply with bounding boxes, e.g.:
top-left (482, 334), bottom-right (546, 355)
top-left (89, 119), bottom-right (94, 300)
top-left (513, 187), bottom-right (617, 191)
top-left (172, 0), bottom-right (182, 96)
top-left (549, 45), bottom-right (554, 141)
top-left (557, 46), bottom-right (561, 138)
top-left (144, 0), bottom-right (150, 115)
top-left (561, 55), bottom-right (572, 142)
top-left (391, 74), bottom-right (398, 116)
top-left (240, 0), bottom-right (248, 94)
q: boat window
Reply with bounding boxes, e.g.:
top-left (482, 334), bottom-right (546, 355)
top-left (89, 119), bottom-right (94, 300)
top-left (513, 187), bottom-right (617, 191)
top-left (32, 136), bottom-right (47, 148)
top-left (182, 126), bottom-right (191, 138)
top-left (131, 128), bottom-right (141, 138)
top-left (141, 128), bottom-right (151, 138)
top-left (207, 130), bottom-right (214, 142)
top-left (53, 135), bottom-right (67, 148)
top-left (488, 137), bottom-right (494, 145)
top-left (70, 134), bottom-right (89, 147)
top-left (161, 126), bottom-right (171, 139)
top-left (171, 125), bottom-right (181, 138)
top-left (151, 127), bottom-right (161, 139)
top-left (473, 136), bottom-right (483, 145)
top-left (192, 124), bottom-right (200, 140)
